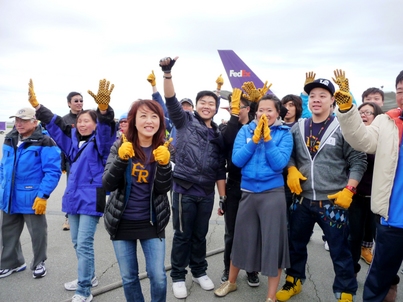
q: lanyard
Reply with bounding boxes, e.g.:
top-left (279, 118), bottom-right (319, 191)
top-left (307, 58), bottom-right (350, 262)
top-left (307, 116), bottom-right (330, 154)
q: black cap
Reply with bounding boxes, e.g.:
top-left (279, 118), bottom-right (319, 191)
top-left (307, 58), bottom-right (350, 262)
top-left (304, 78), bottom-right (335, 96)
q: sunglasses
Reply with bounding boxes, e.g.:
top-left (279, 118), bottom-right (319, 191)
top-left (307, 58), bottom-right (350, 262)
top-left (73, 99), bottom-right (83, 103)
top-left (119, 120), bottom-right (128, 123)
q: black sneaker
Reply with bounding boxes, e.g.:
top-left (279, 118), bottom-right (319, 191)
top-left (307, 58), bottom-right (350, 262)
top-left (33, 261), bottom-right (47, 279)
top-left (221, 269), bottom-right (229, 284)
top-left (247, 271), bottom-right (260, 287)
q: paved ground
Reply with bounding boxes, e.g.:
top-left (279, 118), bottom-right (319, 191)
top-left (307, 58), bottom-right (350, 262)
top-left (0, 130), bottom-right (402, 302)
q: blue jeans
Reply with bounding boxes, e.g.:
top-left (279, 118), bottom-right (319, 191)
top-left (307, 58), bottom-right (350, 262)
top-left (113, 238), bottom-right (167, 302)
top-left (287, 197), bottom-right (357, 295)
top-left (69, 214), bottom-right (99, 297)
top-left (170, 192), bottom-right (214, 281)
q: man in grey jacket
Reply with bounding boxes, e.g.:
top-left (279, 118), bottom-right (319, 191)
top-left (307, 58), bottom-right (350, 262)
top-left (276, 77), bottom-right (367, 302)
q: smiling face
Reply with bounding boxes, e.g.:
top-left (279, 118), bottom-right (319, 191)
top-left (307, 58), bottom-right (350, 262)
top-left (135, 105), bottom-right (160, 141)
top-left (308, 87), bottom-right (334, 121)
top-left (256, 99), bottom-right (279, 127)
top-left (76, 112), bottom-right (97, 136)
top-left (196, 95), bottom-right (216, 122)
top-left (68, 94), bottom-right (84, 114)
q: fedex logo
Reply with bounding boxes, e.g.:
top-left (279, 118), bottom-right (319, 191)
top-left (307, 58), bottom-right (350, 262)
top-left (229, 69), bottom-right (251, 77)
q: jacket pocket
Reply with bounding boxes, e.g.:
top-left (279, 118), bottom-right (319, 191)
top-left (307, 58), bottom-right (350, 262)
top-left (16, 183), bottom-right (38, 210)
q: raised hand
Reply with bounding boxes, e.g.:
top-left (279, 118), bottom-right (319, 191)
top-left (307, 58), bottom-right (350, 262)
top-left (258, 81), bottom-right (272, 97)
top-left (242, 81), bottom-right (261, 102)
top-left (216, 74), bottom-right (224, 90)
top-left (262, 115), bottom-right (271, 142)
top-left (332, 69), bottom-right (349, 92)
top-left (334, 90), bottom-right (353, 111)
top-left (230, 88), bottom-right (242, 116)
top-left (147, 70), bottom-right (156, 87)
top-left (304, 71), bottom-right (316, 87)
top-left (88, 79), bottom-right (115, 111)
top-left (252, 114), bottom-right (265, 143)
top-left (118, 134), bottom-right (134, 160)
top-left (153, 138), bottom-right (173, 165)
top-left (159, 56), bottom-right (178, 73)
top-left (28, 79), bottom-right (39, 108)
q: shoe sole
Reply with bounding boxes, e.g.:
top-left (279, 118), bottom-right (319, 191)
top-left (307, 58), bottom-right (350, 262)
top-left (192, 277), bottom-right (214, 290)
top-left (33, 270), bottom-right (47, 279)
top-left (0, 264), bottom-right (27, 278)
top-left (247, 281), bottom-right (260, 287)
top-left (172, 285), bottom-right (187, 299)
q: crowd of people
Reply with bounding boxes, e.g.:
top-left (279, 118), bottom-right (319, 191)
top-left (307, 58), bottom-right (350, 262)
top-left (0, 56), bottom-right (402, 302)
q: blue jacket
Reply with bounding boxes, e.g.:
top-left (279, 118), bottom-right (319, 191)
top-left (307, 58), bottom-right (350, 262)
top-left (0, 126), bottom-right (62, 214)
top-left (232, 120), bottom-right (293, 193)
top-left (36, 105), bottom-right (116, 216)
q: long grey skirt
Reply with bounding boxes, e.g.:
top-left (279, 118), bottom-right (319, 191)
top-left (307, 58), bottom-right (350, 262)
top-left (231, 187), bottom-right (290, 277)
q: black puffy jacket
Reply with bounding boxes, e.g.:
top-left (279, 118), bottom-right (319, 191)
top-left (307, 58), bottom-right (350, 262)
top-left (102, 140), bottom-right (172, 239)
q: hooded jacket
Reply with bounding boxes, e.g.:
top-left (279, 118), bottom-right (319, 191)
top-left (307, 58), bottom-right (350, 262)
top-left (0, 126), bottom-right (61, 213)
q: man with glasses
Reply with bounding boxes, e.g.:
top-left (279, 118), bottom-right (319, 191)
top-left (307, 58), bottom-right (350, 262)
top-left (0, 107), bottom-right (61, 279)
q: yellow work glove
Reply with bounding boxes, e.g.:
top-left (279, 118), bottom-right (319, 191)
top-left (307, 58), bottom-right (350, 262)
top-left (230, 88), bottom-right (242, 116)
top-left (28, 79), bottom-right (39, 108)
top-left (252, 115), bottom-right (265, 143)
top-left (262, 115), bottom-right (271, 142)
top-left (332, 69), bottom-right (349, 93)
top-left (242, 81), bottom-right (261, 102)
top-left (304, 71), bottom-right (316, 87)
top-left (153, 138), bottom-right (172, 165)
top-left (216, 74), bottom-right (224, 90)
top-left (328, 188), bottom-right (354, 209)
top-left (258, 81), bottom-right (272, 98)
top-left (88, 79), bottom-right (115, 111)
top-left (334, 90), bottom-right (353, 111)
top-left (118, 134), bottom-right (134, 160)
top-left (32, 197), bottom-right (47, 215)
top-left (147, 70), bottom-right (156, 87)
top-left (287, 166), bottom-right (307, 195)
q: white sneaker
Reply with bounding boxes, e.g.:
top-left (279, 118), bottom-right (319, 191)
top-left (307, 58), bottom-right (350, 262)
top-left (192, 275), bottom-right (214, 290)
top-left (64, 276), bottom-right (99, 291)
top-left (172, 281), bottom-right (187, 298)
top-left (71, 294), bottom-right (93, 302)
top-left (324, 241), bottom-right (330, 251)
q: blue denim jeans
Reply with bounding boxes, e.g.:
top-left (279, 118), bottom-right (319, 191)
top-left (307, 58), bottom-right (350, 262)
top-left (170, 192), bottom-right (214, 281)
top-left (113, 238), bottom-right (167, 302)
top-left (287, 197), bottom-right (357, 295)
top-left (69, 214), bottom-right (99, 297)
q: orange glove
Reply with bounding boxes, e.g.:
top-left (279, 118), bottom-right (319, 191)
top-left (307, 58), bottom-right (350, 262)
top-left (118, 134), bottom-right (134, 160)
top-left (304, 71), bottom-right (316, 87)
top-left (287, 166), bottom-right (307, 195)
top-left (328, 188), bottom-right (354, 209)
top-left (28, 79), bottom-right (39, 108)
top-left (216, 74), bottom-right (224, 90)
top-left (252, 115), bottom-right (265, 143)
top-left (262, 115), bottom-right (271, 142)
top-left (153, 138), bottom-right (172, 165)
top-left (32, 197), bottom-right (47, 215)
top-left (147, 70), bottom-right (156, 87)
top-left (334, 90), bottom-right (353, 111)
top-left (230, 88), bottom-right (242, 116)
top-left (332, 69), bottom-right (349, 93)
top-left (242, 81), bottom-right (261, 102)
top-left (258, 81), bottom-right (272, 98)
top-left (88, 79), bottom-right (115, 111)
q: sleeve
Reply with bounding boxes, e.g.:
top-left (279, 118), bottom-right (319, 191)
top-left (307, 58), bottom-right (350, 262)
top-left (102, 140), bottom-right (129, 192)
top-left (221, 114), bottom-right (242, 147)
top-left (300, 92), bottom-right (312, 118)
top-left (343, 140), bottom-right (368, 183)
top-left (153, 162), bottom-right (172, 195)
top-left (165, 95), bottom-right (188, 130)
top-left (95, 106), bottom-right (117, 166)
top-left (263, 129), bottom-right (293, 173)
top-left (38, 137), bottom-right (62, 199)
top-left (287, 124), bottom-right (299, 168)
top-left (232, 126), bottom-right (258, 168)
top-left (152, 91), bottom-right (169, 118)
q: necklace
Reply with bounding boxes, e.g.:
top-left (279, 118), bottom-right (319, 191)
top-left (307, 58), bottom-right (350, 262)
top-left (307, 116), bottom-right (331, 154)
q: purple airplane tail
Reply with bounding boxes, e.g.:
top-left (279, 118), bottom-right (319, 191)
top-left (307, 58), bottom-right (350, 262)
top-left (218, 50), bottom-right (274, 94)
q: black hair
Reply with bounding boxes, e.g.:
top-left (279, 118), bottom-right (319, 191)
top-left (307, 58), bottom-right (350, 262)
top-left (361, 87), bottom-right (384, 102)
top-left (76, 109), bottom-right (97, 124)
top-left (358, 102), bottom-right (383, 118)
top-left (195, 90), bottom-right (219, 108)
top-left (281, 94), bottom-right (303, 120)
top-left (260, 94), bottom-right (281, 112)
top-left (67, 91), bottom-right (83, 103)
top-left (396, 71), bottom-right (403, 88)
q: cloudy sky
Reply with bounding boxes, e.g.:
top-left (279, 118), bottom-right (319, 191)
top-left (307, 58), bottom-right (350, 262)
top-left (0, 0), bottom-right (402, 124)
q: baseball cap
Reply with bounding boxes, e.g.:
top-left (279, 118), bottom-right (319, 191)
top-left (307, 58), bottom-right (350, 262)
top-left (304, 78), bottom-right (335, 96)
top-left (180, 98), bottom-right (194, 107)
top-left (119, 112), bottom-right (128, 122)
top-left (9, 107), bottom-right (36, 120)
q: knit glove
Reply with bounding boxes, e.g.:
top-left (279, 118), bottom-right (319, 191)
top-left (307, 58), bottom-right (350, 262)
top-left (88, 79), bottom-right (115, 111)
top-left (258, 81), bottom-right (272, 97)
top-left (334, 90), bottom-right (353, 111)
top-left (287, 166), bottom-right (307, 195)
top-left (32, 197), bottom-right (47, 215)
top-left (328, 188), bottom-right (354, 209)
top-left (231, 88), bottom-right (242, 116)
top-left (304, 71), bottom-right (316, 87)
top-left (332, 69), bottom-right (349, 92)
top-left (242, 81), bottom-right (261, 102)
top-left (118, 134), bottom-right (134, 160)
top-left (262, 115), bottom-right (271, 142)
top-left (159, 57), bottom-right (176, 73)
top-left (216, 74), bottom-right (224, 90)
top-left (147, 70), bottom-right (156, 87)
top-left (153, 138), bottom-right (172, 165)
top-left (28, 79), bottom-right (39, 108)
top-left (252, 115), bottom-right (265, 143)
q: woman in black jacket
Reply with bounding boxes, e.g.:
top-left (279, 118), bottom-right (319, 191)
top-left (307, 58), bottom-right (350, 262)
top-left (102, 99), bottom-right (172, 302)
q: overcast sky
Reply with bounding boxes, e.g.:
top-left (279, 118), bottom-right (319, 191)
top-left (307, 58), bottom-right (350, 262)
top-left (0, 0), bottom-right (402, 123)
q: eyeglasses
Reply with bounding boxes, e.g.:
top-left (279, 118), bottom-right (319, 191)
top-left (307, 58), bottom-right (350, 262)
top-left (359, 110), bottom-right (374, 116)
top-left (240, 106), bottom-right (248, 109)
top-left (73, 99), bottom-right (83, 103)
top-left (119, 120), bottom-right (128, 124)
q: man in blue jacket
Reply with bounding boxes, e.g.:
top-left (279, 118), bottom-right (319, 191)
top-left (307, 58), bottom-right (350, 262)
top-left (0, 107), bottom-right (61, 279)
